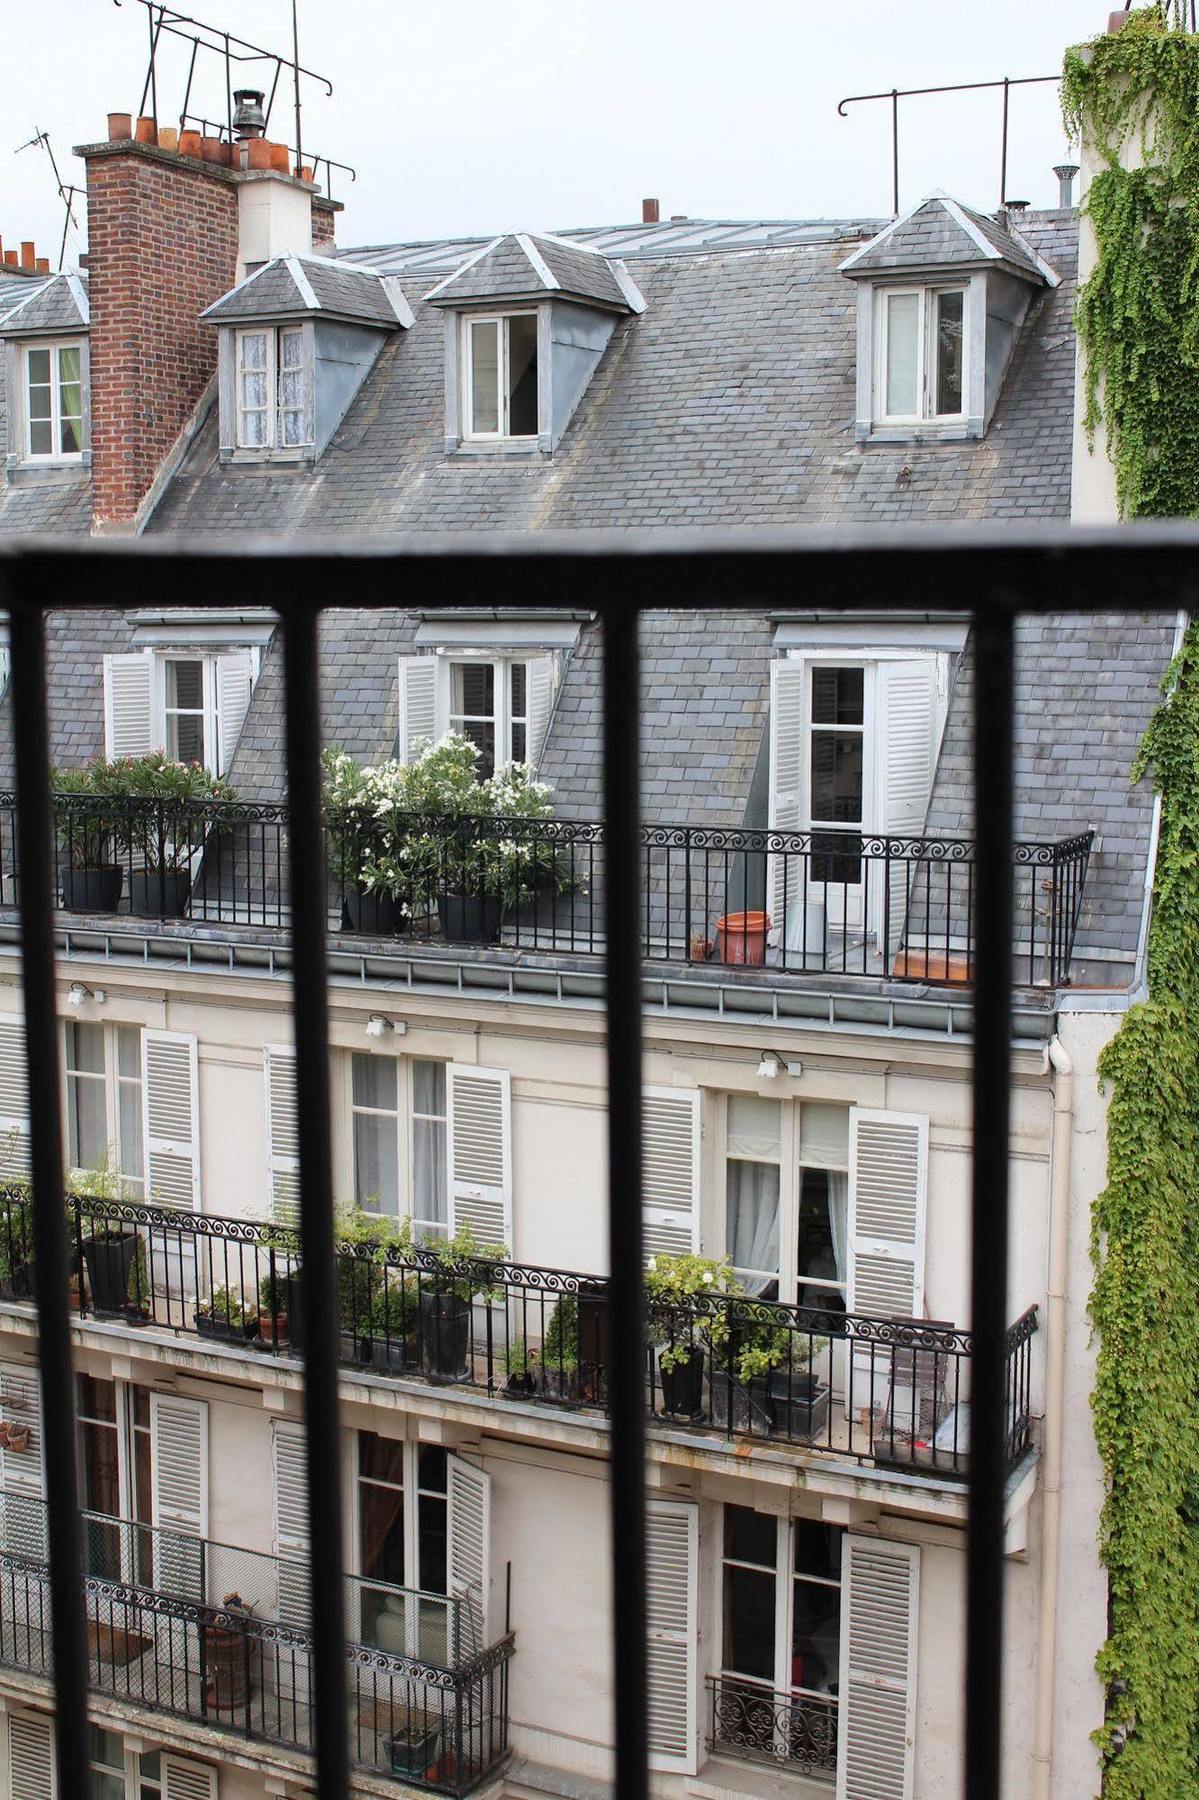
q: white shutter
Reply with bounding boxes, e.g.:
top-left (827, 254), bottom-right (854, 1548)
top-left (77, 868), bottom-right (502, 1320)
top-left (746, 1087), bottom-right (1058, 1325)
top-left (769, 657), bottom-right (806, 925)
top-left (0, 1019), bottom-right (29, 1177)
top-left (398, 655), bottom-right (439, 763)
top-left (877, 660), bottom-right (936, 835)
top-left (264, 1046), bottom-right (299, 1226)
top-left (645, 1498), bottom-right (699, 1774)
top-left (162, 1758), bottom-right (217, 1800)
top-left (142, 1030), bottom-right (201, 1211)
top-left (847, 1110), bottom-right (927, 1323)
top-left (643, 1087), bottom-right (699, 1258)
top-left (447, 1065), bottom-right (512, 1250)
top-left (0, 1363), bottom-right (45, 1562)
top-left (150, 1392), bottom-right (207, 1607)
top-left (272, 1419), bottom-right (310, 1628)
top-left (216, 651), bottom-right (254, 776)
top-left (525, 653), bottom-right (556, 769)
top-left (835, 1537), bottom-right (920, 1800)
top-left (6, 1713), bottom-right (54, 1800)
top-left (103, 652), bottom-right (154, 758)
top-left (447, 1453), bottom-right (491, 1653)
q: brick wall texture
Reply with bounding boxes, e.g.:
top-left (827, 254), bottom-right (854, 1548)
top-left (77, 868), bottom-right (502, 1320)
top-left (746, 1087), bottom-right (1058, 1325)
top-left (85, 149), bottom-right (238, 528)
top-left (311, 202), bottom-right (337, 252)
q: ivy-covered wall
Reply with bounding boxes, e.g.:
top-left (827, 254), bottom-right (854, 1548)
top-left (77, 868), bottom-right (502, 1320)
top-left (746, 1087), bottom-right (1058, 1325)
top-left (1064, 8), bottom-right (1199, 1794)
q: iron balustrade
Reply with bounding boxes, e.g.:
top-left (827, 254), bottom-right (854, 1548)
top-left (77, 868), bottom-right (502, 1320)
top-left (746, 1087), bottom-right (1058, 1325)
top-left (0, 1191), bottom-right (1036, 1482)
top-left (706, 1675), bottom-right (838, 1778)
top-left (7, 793), bottom-right (1094, 989)
top-left (0, 1529), bottom-right (511, 1796)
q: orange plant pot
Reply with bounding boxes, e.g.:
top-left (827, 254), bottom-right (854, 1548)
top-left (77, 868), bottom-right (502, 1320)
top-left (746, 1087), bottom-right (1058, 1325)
top-left (714, 911), bottom-right (771, 967)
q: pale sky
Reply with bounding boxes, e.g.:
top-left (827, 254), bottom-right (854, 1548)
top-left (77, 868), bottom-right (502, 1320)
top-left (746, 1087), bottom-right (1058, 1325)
top-left (6, 0), bottom-right (1106, 268)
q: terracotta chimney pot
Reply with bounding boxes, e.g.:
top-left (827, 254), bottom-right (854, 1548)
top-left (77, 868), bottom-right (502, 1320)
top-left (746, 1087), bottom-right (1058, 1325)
top-left (179, 129), bottom-right (202, 159)
top-left (134, 115), bottom-right (156, 144)
top-left (35, 257), bottom-right (50, 274)
top-left (270, 142), bottom-right (290, 174)
top-left (247, 138), bottom-right (273, 171)
top-left (200, 136), bottom-right (226, 164)
top-left (157, 126), bottom-right (179, 153)
top-left (3, 251), bottom-right (17, 268)
top-left (20, 242), bottom-right (35, 270)
top-left (108, 112), bottom-right (133, 142)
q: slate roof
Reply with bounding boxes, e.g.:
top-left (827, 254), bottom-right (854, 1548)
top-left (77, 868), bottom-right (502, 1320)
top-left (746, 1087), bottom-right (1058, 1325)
top-left (425, 233), bottom-right (632, 310)
top-left (0, 273), bottom-right (50, 321)
top-left (839, 197), bottom-right (1049, 283)
top-left (0, 272), bottom-right (89, 336)
top-left (201, 254), bottom-right (408, 328)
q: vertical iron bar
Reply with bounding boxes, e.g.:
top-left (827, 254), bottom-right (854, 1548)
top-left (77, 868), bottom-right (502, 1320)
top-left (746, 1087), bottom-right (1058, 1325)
top-left (292, 0), bottom-right (304, 178)
top-left (967, 605), bottom-right (1014, 1800)
top-left (281, 598), bottom-right (348, 1800)
top-left (891, 89), bottom-right (899, 217)
top-left (602, 604), bottom-right (648, 1800)
top-left (1000, 78), bottom-right (1010, 208)
top-left (8, 594), bottom-right (88, 1800)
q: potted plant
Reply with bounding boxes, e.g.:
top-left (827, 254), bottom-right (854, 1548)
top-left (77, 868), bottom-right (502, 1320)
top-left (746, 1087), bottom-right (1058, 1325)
top-left (417, 1223), bottom-right (507, 1383)
top-left (77, 1159), bottom-right (140, 1317)
top-left (709, 1299), bottom-right (788, 1437)
top-left (766, 1334), bottom-right (831, 1443)
top-left (538, 1295), bottom-right (581, 1403)
top-left (503, 1337), bottom-right (537, 1398)
top-left (195, 1283), bottom-right (259, 1344)
top-left (333, 1203), bottom-right (418, 1368)
top-left (109, 752), bottom-right (236, 919)
top-left (203, 1592), bottom-right (259, 1714)
top-left (53, 763), bottom-right (123, 912)
top-left (257, 1267), bottom-right (291, 1350)
top-left (644, 1252), bottom-right (734, 1420)
top-left (323, 749), bottom-right (414, 936)
top-left (387, 1715), bottom-right (442, 1778)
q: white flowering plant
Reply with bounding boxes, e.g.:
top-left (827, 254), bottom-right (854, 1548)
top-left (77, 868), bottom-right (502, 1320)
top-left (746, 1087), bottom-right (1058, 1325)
top-left (644, 1252), bottom-right (739, 1373)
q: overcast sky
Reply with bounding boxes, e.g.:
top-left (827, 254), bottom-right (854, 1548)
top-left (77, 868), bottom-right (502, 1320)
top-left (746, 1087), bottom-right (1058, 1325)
top-left (7, 0), bottom-right (1105, 267)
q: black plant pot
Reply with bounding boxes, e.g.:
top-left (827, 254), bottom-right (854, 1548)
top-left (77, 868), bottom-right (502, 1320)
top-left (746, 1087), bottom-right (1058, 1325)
top-left (388, 1723), bottom-right (441, 1778)
top-left (83, 1231), bottom-right (138, 1317)
top-left (285, 1272), bottom-right (304, 1351)
top-left (368, 1335), bottom-right (419, 1373)
top-left (342, 887), bottom-right (407, 936)
top-left (539, 1365), bottom-right (581, 1406)
top-left (437, 893), bottom-right (504, 945)
top-left (128, 869), bottom-right (192, 919)
top-left (195, 1311), bottom-right (259, 1345)
top-left (658, 1345), bottom-right (705, 1419)
top-left (60, 866), bottom-right (123, 913)
top-left (767, 1371), bottom-right (830, 1443)
top-left (710, 1370), bottom-right (772, 1436)
top-left (504, 1370), bottom-right (537, 1399)
top-left (577, 1290), bottom-right (610, 1400)
top-left (419, 1289), bottom-right (471, 1382)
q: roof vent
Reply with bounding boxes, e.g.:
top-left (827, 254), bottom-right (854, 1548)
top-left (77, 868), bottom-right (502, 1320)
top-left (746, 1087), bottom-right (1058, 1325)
top-left (232, 89), bottom-right (266, 140)
top-left (1053, 162), bottom-right (1079, 208)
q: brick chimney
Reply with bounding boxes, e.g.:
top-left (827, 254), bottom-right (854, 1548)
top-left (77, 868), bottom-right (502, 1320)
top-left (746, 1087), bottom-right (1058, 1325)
top-left (78, 119), bottom-right (343, 532)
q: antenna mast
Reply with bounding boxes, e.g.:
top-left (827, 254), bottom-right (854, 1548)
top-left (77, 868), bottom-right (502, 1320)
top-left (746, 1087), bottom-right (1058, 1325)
top-left (14, 129), bottom-right (83, 272)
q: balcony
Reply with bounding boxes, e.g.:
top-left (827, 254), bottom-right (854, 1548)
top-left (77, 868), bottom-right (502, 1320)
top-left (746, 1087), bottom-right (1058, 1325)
top-left (706, 1676), bottom-right (837, 1780)
top-left (0, 1494), bottom-right (512, 1796)
top-left (7, 795), bottom-right (1094, 989)
top-left (1, 1193), bottom-right (1038, 1484)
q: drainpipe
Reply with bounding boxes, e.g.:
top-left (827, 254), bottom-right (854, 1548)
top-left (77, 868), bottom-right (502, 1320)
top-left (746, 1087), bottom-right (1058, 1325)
top-left (1032, 1034), bottom-right (1073, 1800)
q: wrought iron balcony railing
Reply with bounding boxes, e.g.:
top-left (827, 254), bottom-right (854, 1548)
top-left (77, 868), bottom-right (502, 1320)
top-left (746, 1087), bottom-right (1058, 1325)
top-left (0, 793), bottom-right (1094, 988)
top-left (0, 1192), bottom-right (1038, 1482)
top-left (706, 1675), bottom-right (838, 1779)
top-left (0, 1493), bottom-right (511, 1796)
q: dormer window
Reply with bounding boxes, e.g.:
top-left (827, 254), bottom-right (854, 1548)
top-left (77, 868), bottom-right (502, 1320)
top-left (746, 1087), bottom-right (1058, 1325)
top-left (235, 326), bottom-right (311, 451)
top-left (463, 313), bottom-right (539, 441)
top-left (25, 340), bottom-right (85, 460)
top-left (876, 287), bottom-right (965, 424)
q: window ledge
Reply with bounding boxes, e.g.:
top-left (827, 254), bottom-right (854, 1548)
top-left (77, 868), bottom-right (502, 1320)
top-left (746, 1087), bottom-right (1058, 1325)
top-left (451, 437), bottom-right (550, 460)
top-left (219, 447), bottom-right (315, 468)
top-left (855, 419), bottom-right (981, 445)
top-left (5, 454), bottom-right (91, 484)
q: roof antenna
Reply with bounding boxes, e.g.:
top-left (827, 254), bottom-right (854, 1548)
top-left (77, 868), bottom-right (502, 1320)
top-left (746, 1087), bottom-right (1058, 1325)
top-left (14, 129), bottom-right (82, 273)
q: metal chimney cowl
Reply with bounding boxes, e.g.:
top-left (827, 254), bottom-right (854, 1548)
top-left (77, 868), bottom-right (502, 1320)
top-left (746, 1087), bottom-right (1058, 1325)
top-left (1053, 163), bottom-right (1079, 208)
top-left (233, 90), bottom-right (267, 139)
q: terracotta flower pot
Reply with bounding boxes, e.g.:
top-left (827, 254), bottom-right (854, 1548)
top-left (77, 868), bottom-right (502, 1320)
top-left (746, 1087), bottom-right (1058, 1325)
top-left (179, 130), bottom-right (202, 158)
top-left (108, 113), bottom-right (133, 143)
top-left (247, 138), bottom-right (273, 171)
top-left (5, 1426), bottom-right (29, 1454)
top-left (270, 142), bottom-right (290, 174)
top-left (157, 126), bottom-right (179, 153)
top-left (135, 116), bottom-right (157, 144)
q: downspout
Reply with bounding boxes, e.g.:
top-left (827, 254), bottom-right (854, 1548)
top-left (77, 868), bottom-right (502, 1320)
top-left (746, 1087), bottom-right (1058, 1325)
top-left (1032, 1034), bottom-right (1073, 1800)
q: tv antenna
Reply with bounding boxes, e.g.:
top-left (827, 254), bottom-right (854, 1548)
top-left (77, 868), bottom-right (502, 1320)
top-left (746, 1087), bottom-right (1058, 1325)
top-left (14, 129), bottom-right (83, 272)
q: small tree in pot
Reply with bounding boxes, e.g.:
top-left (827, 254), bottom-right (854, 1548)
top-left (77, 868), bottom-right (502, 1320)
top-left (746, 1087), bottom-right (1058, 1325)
top-left (645, 1253), bottom-right (736, 1420)
top-left (53, 763), bottom-right (123, 912)
top-left (323, 750), bottom-right (415, 936)
top-left (110, 752), bottom-right (236, 919)
top-left (416, 1224), bottom-right (507, 1383)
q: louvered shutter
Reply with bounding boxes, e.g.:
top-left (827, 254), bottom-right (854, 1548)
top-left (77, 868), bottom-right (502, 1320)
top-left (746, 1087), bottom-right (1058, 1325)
top-left (150, 1392), bottom-right (207, 1596)
top-left (645, 1498), bottom-right (699, 1773)
top-left (447, 1065), bottom-right (512, 1250)
top-left (769, 657), bottom-right (806, 927)
top-left (103, 652), bottom-right (154, 758)
top-left (398, 655), bottom-right (439, 763)
top-left (6, 1713), bottom-right (54, 1800)
top-left (643, 1088), bottom-right (699, 1258)
top-left (272, 1419), bottom-right (310, 1628)
top-left (142, 1030), bottom-right (201, 1210)
top-left (835, 1537), bottom-right (920, 1800)
top-left (525, 654), bottom-right (556, 769)
top-left (162, 1757), bottom-right (217, 1800)
top-left (447, 1454), bottom-right (490, 1655)
top-left (0, 1363), bottom-right (45, 1562)
top-left (876, 660), bottom-right (936, 960)
top-left (846, 1110), bottom-right (927, 1322)
top-left (264, 1046), bottom-right (299, 1226)
top-left (216, 651), bottom-right (254, 777)
top-left (0, 1019), bottom-right (29, 1177)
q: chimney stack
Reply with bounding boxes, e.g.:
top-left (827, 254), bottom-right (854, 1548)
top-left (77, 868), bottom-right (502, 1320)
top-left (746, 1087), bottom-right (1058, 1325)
top-left (19, 242), bottom-right (35, 270)
top-left (641, 197), bottom-right (660, 224)
top-left (1054, 162), bottom-right (1079, 208)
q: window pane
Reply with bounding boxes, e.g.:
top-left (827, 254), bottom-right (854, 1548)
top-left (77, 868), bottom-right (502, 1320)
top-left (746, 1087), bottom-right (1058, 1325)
top-left (413, 1060), bottom-right (445, 1118)
top-left (885, 291), bottom-right (920, 415)
top-left (116, 1024), bottom-right (140, 1080)
top-left (724, 1503), bottom-right (777, 1569)
top-left (59, 413), bottom-right (84, 455)
top-left (166, 661), bottom-right (203, 712)
top-left (451, 662), bottom-right (495, 720)
top-left (360, 1480), bottom-right (406, 1585)
top-left (798, 1169), bottom-right (847, 1308)
top-left (507, 314), bottom-right (538, 436)
top-left (810, 732), bottom-right (862, 824)
top-left (77, 1373), bottom-right (117, 1422)
top-left (509, 662), bottom-right (527, 718)
top-left (57, 345), bottom-right (81, 386)
top-left (280, 408), bottom-right (304, 447)
top-left (239, 332), bottom-right (267, 370)
top-left (413, 1117), bottom-right (447, 1232)
top-left (280, 330), bottom-right (304, 370)
top-left (140, 1752), bottom-right (160, 1783)
top-left (166, 712), bottom-right (204, 764)
top-left (70, 1074), bottom-right (108, 1171)
top-left (935, 290), bottom-right (964, 414)
top-left (810, 667), bottom-right (863, 726)
top-left (723, 1564), bottom-right (776, 1681)
top-left (118, 1075), bottom-right (144, 1192)
top-left (798, 1102), bottom-right (849, 1167)
top-left (66, 1021), bottom-right (105, 1075)
top-left (510, 722), bottom-right (527, 764)
top-left (240, 405), bottom-right (266, 448)
top-left (470, 320), bottom-right (500, 434)
top-left (352, 1052), bottom-right (398, 1111)
top-left (354, 1112), bottom-right (399, 1213)
top-left (29, 419), bottom-right (52, 456)
top-left (418, 1444), bottom-right (448, 1493)
top-left (727, 1095), bottom-right (780, 1158)
top-left (726, 1159), bottom-right (780, 1295)
top-left (360, 1429), bottom-right (406, 1485)
top-left (27, 348), bottom-right (50, 388)
top-left (419, 1488), bottom-right (448, 1593)
top-left (794, 1520), bottom-right (842, 1583)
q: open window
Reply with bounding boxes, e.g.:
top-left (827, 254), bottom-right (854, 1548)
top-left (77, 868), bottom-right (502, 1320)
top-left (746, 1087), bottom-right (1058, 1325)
top-left (102, 648), bottom-right (257, 776)
top-left (461, 312), bottom-right (539, 441)
top-left (24, 340), bottom-right (86, 461)
top-left (398, 651), bottom-right (559, 773)
top-left (874, 286), bottom-right (966, 424)
top-left (234, 325), bottom-right (312, 451)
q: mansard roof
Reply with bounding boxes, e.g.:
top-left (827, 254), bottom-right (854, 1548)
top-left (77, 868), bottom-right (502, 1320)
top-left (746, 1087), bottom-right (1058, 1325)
top-left (423, 231), bottom-right (638, 311)
top-left (0, 271), bottom-right (89, 336)
top-left (838, 196), bottom-right (1055, 285)
top-left (201, 254), bottom-right (412, 329)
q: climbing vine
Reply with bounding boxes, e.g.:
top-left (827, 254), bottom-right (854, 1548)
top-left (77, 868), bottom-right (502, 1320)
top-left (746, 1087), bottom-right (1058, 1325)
top-left (1065, 10), bottom-right (1199, 1795)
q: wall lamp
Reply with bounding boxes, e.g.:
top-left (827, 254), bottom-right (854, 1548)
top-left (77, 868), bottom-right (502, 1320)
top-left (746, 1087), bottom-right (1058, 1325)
top-left (66, 984), bottom-right (106, 1009)
top-left (365, 1016), bottom-right (407, 1039)
top-left (757, 1051), bottom-right (802, 1079)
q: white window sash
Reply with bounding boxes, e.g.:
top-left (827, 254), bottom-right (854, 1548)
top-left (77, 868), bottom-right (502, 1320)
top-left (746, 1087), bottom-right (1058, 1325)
top-left (235, 328), bottom-right (275, 449)
top-left (25, 340), bottom-right (84, 463)
top-left (927, 286), bottom-right (967, 420)
top-left (462, 312), bottom-right (537, 441)
top-left (874, 286), bottom-right (969, 423)
top-left (277, 326), bottom-right (308, 448)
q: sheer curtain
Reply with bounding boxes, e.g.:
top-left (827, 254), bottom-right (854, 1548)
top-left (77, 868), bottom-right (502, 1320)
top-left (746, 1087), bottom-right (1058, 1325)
top-left (826, 1171), bottom-right (847, 1286)
top-left (726, 1161), bottom-right (781, 1296)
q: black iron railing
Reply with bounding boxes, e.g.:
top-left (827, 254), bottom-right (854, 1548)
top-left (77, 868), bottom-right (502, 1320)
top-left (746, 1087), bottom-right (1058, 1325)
top-left (707, 1676), bottom-right (838, 1777)
top-left (0, 1534), bottom-right (511, 1796)
top-left (7, 794), bottom-right (1094, 989)
top-left (0, 1192), bottom-right (1037, 1481)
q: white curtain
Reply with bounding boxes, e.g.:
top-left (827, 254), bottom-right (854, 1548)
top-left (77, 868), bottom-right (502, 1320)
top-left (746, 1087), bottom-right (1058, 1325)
top-left (413, 1118), bottom-right (448, 1231)
top-left (726, 1161), bottom-right (781, 1295)
top-left (827, 1170), bottom-right (848, 1286)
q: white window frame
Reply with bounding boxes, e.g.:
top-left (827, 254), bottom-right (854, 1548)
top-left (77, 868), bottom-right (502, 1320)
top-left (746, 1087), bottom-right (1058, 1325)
top-left (23, 338), bottom-right (86, 463)
top-left (76, 1373), bottom-right (153, 1583)
top-left (162, 655), bottom-right (212, 768)
top-left (62, 1020), bottom-right (145, 1196)
top-left (460, 311), bottom-right (539, 442)
top-left (719, 1094), bottom-right (850, 1308)
top-left (444, 655), bottom-right (532, 773)
top-left (234, 324), bottom-right (311, 452)
top-left (355, 1433), bottom-right (448, 1598)
top-left (806, 661), bottom-right (869, 857)
top-left (873, 284), bottom-right (968, 425)
top-left (343, 1052), bottom-right (449, 1234)
top-left (720, 1506), bottom-right (844, 1720)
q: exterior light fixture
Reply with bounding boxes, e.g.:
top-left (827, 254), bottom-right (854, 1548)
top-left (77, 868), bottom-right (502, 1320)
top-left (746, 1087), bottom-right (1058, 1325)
top-left (757, 1051), bottom-right (782, 1080)
top-left (364, 1016), bottom-right (406, 1039)
top-left (66, 984), bottom-right (91, 1009)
